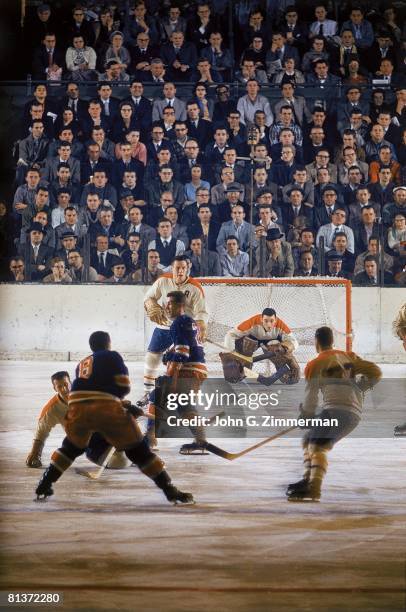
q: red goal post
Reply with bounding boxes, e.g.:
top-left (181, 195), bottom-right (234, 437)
top-left (199, 277), bottom-right (352, 363)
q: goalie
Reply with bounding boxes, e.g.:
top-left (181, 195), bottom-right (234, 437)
top-left (222, 308), bottom-right (300, 385)
top-left (142, 255), bottom-right (208, 401)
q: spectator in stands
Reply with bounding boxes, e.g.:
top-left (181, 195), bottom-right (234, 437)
top-left (244, 167), bottom-right (276, 208)
top-left (316, 207), bottom-right (355, 253)
top-left (282, 187), bottom-right (314, 231)
top-left (22, 102), bottom-right (54, 141)
top-left (305, 60), bottom-right (340, 98)
top-left (16, 122), bottom-right (49, 185)
top-left (148, 218), bottom-right (185, 271)
top-left (80, 143), bottom-right (111, 186)
top-left (383, 186), bottom-right (406, 226)
top-left (292, 227), bottom-right (318, 270)
top-left (13, 168), bottom-right (41, 218)
top-left (212, 85), bottom-right (237, 125)
top-left (340, 7), bottom-right (374, 50)
top-left (314, 185), bottom-right (344, 229)
top-left (124, 2), bottom-right (159, 48)
top-left (353, 255), bottom-right (393, 286)
top-left (160, 30), bottom-right (197, 82)
top-left (216, 205), bottom-right (255, 254)
top-left (19, 185), bottom-right (50, 233)
top-left (90, 207), bottom-right (123, 250)
top-left (131, 249), bottom-right (163, 284)
top-left (158, 106), bottom-right (177, 140)
top-left (49, 126), bottom-right (83, 160)
top-left (55, 206), bottom-right (87, 249)
top-left (30, 210), bottom-right (55, 251)
top-left (145, 146), bottom-right (178, 185)
top-left (309, 5), bottom-right (338, 41)
top-left (266, 31), bottom-right (300, 78)
top-left (49, 164), bottom-right (80, 208)
top-left (142, 58), bottom-right (167, 84)
top-left (237, 80), bottom-right (273, 127)
top-left (282, 166), bottom-right (314, 206)
top-left (273, 57), bottom-right (305, 85)
top-left (243, 9), bottom-right (269, 49)
top-left (67, 249), bottom-right (98, 283)
top-left (185, 101), bottom-right (212, 149)
top-left (306, 149), bottom-right (337, 184)
top-left (348, 186), bottom-right (381, 225)
top-left (148, 191), bottom-right (176, 227)
top-left (342, 168), bottom-right (365, 207)
top-left (201, 32), bottom-right (233, 82)
top-left (226, 109), bottom-right (247, 151)
top-left (32, 32), bottom-right (65, 81)
top-left (112, 142), bottom-right (144, 191)
top-left (254, 228), bottom-right (294, 277)
top-left (118, 205), bottom-right (155, 246)
top-left (368, 166), bottom-right (395, 208)
top-left (365, 124), bottom-right (397, 164)
top-left (99, 58), bottom-right (130, 83)
top-left (240, 35), bottom-right (267, 73)
top-left (65, 35), bottom-right (97, 81)
top-left (160, 6), bottom-right (187, 43)
top-left (369, 146), bottom-right (400, 184)
top-left (387, 213), bottom-right (406, 257)
top-left (301, 36), bottom-right (329, 74)
top-left (152, 82), bottom-right (187, 122)
top-left (130, 32), bottom-right (158, 78)
top-left (43, 142), bottom-right (80, 185)
top-left (376, 108), bottom-right (402, 148)
top-left (338, 147), bottom-right (369, 185)
top-left (184, 165), bottom-right (211, 205)
top-left (110, 103), bottom-right (140, 143)
top-left (354, 236), bottom-right (393, 276)
top-left (52, 188), bottom-right (73, 228)
top-left (295, 250), bottom-right (318, 276)
top-left (186, 236), bottom-right (222, 277)
top-left (192, 82), bottom-right (215, 121)
top-left (327, 232), bottom-right (355, 277)
top-left (146, 166), bottom-right (184, 209)
top-left (220, 236), bottom-right (249, 277)
top-left (303, 127), bottom-right (331, 164)
top-left (8, 256), bottom-right (25, 283)
top-left (178, 139), bottom-right (207, 184)
top-left (326, 252), bottom-right (348, 279)
top-left (193, 57), bottom-right (221, 85)
top-left (352, 205), bottom-right (379, 253)
top-left (20, 222), bottom-right (53, 281)
top-left (270, 105), bottom-right (303, 148)
top-left (235, 58), bottom-right (268, 85)
top-left (42, 257), bottom-right (72, 284)
top-left (104, 258), bottom-right (131, 284)
top-left (342, 54), bottom-right (368, 86)
top-left (373, 58), bottom-right (402, 88)
top-left (120, 232), bottom-right (142, 274)
top-left (90, 234), bottom-right (120, 279)
top-left (165, 206), bottom-right (189, 249)
top-left (205, 127), bottom-right (229, 165)
top-left (104, 31), bottom-right (131, 73)
top-left (271, 145), bottom-right (298, 187)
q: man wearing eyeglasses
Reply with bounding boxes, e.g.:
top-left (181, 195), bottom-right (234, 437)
top-left (305, 149), bottom-right (337, 184)
top-left (58, 82), bottom-right (87, 120)
top-left (316, 207), bottom-right (355, 253)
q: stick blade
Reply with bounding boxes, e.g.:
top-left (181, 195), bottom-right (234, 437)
top-left (75, 467), bottom-right (99, 479)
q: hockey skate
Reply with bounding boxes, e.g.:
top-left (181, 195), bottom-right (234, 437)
top-left (35, 481), bottom-right (54, 501)
top-left (163, 484), bottom-right (195, 505)
top-left (394, 423), bottom-right (406, 437)
top-left (286, 478), bottom-right (309, 496)
top-left (179, 441), bottom-right (208, 455)
top-left (287, 480), bottom-right (321, 502)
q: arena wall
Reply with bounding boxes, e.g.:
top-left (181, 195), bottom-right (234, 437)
top-left (0, 285), bottom-right (405, 362)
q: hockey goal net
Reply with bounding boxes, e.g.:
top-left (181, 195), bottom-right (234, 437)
top-left (199, 278), bottom-right (352, 366)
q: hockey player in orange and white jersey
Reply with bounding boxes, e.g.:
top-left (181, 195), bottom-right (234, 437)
top-left (287, 326), bottom-right (382, 502)
top-left (142, 255), bottom-right (209, 398)
top-left (26, 371), bottom-right (128, 470)
top-left (224, 308), bottom-right (300, 384)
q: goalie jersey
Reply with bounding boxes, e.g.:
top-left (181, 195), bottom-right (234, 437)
top-left (225, 314), bottom-right (299, 351)
top-left (70, 350), bottom-right (131, 400)
top-left (165, 315), bottom-right (207, 378)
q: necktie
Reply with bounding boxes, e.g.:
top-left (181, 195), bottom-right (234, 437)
top-left (319, 23), bottom-right (324, 36)
top-left (163, 240), bottom-right (168, 248)
top-left (47, 49), bottom-right (53, 67)
top-left (99, 253), bottom-right (104, 266)
top-left (104, 101), bottom-right (109, 116)
top-left (33, 245), bottom-right (39, 261)
top-left (33, 139), bottom-right (40, 156)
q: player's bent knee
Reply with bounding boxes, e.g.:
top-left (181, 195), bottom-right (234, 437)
top-left (51, 437), bottom-right (85, 472)
top-left (125, 439), bottom-right (165, 477)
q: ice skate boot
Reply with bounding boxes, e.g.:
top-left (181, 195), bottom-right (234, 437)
top-left (286, 478), bottom-right (309, 496)
top-left (179, 441), bottom-right (208, 455)
top-left (394, 423), bottom-right (406, 437)
top-left (35, 465), bottom-right (60, 500)
top-left (287, 480), bottom-right (321, 502)
top-left (154, 470), bottom-right (194, 504)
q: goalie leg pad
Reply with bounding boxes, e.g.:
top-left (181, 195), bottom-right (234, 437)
top-left (220, 352), bottom-right (245, 383)
top-left (265, 350), bottom-right (301, 384)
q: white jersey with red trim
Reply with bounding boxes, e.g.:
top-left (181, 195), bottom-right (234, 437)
top-left (224, 314), bottom-right (299, 351)
top-left (144, 273), bottom-right (208, 330)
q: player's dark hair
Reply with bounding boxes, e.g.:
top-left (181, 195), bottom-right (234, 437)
top-left (89, 331), bottom-right (111, 352)
top-left (172, 255), bottom-right (189, 264)
top-left (51, 371), bottom-right (70, 383)
top-left (167, 291), bottom-right (186, 305)
top-left (262, 308), bottom-right (276, 317)
top-left (315, 326), bottom-right (334, 349)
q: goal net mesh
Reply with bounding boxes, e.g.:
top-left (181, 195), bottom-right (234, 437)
top-left (200, 279), bottom-right (351, 371)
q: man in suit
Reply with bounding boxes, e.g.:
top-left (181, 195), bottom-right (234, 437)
top-left (177, 139), bottom-right (207, 184)
top-left (118, 205), bottom-right (156, 247)
top-left (97, 82), bottom-right (120, 120)
top-left (282, 166), bottom-right (314, 207)
top-left (273, 82), bottom-right (312, 127)
top-left (16, 121), bottom-right (49, 185)
top-left (89, 207), bottom-right (123, 250)
top-left (200, 32), bottom-right (234, 82)
top-left (337, 86), bottom-right (370, 132)
top-left (316, 207), bottom-right (355, 253)
top-left (152, 82), bottom-right (187, 122)
top-left (147, 218), bottom-right (186, 270)
top-left (185, 101), bottom-right (212, 149)
top-left (80, 142), bottom-right (112, 186)
top-left (280, 6), bottom-right (308, 55)
top-left (216, 205), bottom-right (255, 254)
top-left (185, 236), bottom-right (222, 277)
top-left (282, 187), bottom-right (314, 232)
top-left (112, 142), bottom-right (145, 191)
top-left (130, 32), bottom-right (158, 78)
top-left (352, 205), bottom-right (380, 254)
top-left (80, 100), bottom-right (112, 141)
top-left (214, 148), bottom-right (246, 185)
top-left (90, 234), bottom-right (120, 279)
top-left (58, 82), bottom-right (87, 121)
top-left (122, 81), bottom-right (152, 138)
top-left (367, 33), bottom-right (397, 75)
top-left (314, 185), bottom-right (346, 230)
top-left (353, 255), bottom-right (393, 286)
top-left (55, 207), bottom-right (88, 248)
top-left (145, 166), bottom-right (184, 209)
top-left (294, 249), bottom-right (318, 276)
top-left (165, 206), bottom-right (189, 249)
top-left (141, 58), bottom-right (167, 84)
top-left (42, 142), bottom-right (80, 184)
top-left (306, 60), bottom-right (341, 105)
top-left (266, 31), bottom-right (300, 78)
top-left (347, 186), bottom-right (381, 226)
top-left (340, 7), bottom-right (374, 50)
top-left (187, 204), bottom-right (220, 252)
top-left (147, 191), bottom-right (177, 228)
top-left (326, 232), bottom-right (356, 277)
top-left (32, 33), bottom-right (65, 81)
top-left (19, 222), bottom-right (53, 281)
top-left (254, 227), bottom-right (295, 277)
top-left (160, 30), bottom-right (197, 82)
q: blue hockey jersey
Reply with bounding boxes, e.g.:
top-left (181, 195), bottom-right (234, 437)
top-left (165, 315), bottom-right (207, 377)
top-left (71, 350), bottom-right (131, 399)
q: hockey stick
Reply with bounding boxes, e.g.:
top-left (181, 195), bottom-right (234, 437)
top-left (204, 425), bottom-right (298, 461)
top-left (206, 338), bottom-right (253, 363)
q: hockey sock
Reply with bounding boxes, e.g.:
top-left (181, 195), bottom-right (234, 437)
top-left (143, 352), bottom-right (162, 393)
top-left (308, 443), bottom-right (328, 490)
top-left (180, 410), bottom-right (206, 444)
top-left (51, 437), bottom-right (86, 475)
top-left (302, 440), bottom-right (311, 480)
top-left (125, 439), bottom-right (165, 479)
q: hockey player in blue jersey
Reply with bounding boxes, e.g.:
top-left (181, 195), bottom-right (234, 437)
top-left (148, 291), bottom-right (209, 455)
top-left (35, 331), bottom-right (194, 504)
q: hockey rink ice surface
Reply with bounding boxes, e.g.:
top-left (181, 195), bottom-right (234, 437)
top-left (0, 361), bottom-right (405, 612)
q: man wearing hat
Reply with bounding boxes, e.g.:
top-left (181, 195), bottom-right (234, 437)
top-left (104, 257), bottom-right (130, 284)
top-left (55, 231), bottom-right (78, 266)
top-left (382, 186), bottom-right (406, 225)
top-left (282, 186), bottom-right (314, 230)
top-left (55, 206), bottom-right (88, 249)
top-left (326, 251), bottom-right (348, 279)
top-left (19, 222), bottom-right (53, 281)
top-left (254, 228), bottom-right (294, 277)
top-left (217, 182), bottom-right (247, 225)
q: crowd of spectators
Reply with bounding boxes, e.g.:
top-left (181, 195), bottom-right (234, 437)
top-left (3, 0), bottom-right (406, 286)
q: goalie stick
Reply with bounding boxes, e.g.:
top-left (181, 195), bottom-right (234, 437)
top-left (204, 425), bottom-right (298, 461)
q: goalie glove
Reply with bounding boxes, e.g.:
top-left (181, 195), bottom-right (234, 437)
top-left (144, 298), bottom-right (169, 325)
top-left (196, 320), bottom-right (207, 343)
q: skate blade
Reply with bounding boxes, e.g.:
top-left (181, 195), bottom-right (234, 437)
top-left (172, 499), bottom-right (196, 506)
top-left (287, 497), bottom-right (320, 503)
top-left (179, 449), bottom-right (208, 455)
top-left (394, 432), bottom-right (406, 437)
top-left (34, 495), bottom-right (50, 502)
